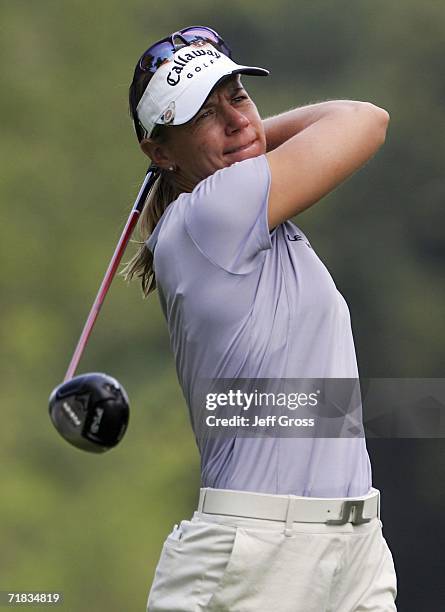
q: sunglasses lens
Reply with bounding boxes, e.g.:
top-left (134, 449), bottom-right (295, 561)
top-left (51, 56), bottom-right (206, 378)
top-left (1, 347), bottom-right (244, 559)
top-left (139, 40), bottom-right (174, 72)
top-left (180, 27), bottom-right (232, 57)
top-left (137, 26), bottom-right (231, 76)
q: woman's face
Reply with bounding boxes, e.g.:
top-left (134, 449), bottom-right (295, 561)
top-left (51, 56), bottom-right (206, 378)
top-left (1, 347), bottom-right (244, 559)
top-left (142, 75), bottom-right (266, 190)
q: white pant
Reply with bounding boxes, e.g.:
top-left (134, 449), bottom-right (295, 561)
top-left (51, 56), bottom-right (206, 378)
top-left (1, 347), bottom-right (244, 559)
top-left (147, 509), bottom-right (397, 611)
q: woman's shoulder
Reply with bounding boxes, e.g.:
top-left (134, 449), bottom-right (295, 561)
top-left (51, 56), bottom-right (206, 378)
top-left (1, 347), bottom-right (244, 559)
top-left (146, 193), bottom-right (187, 253)
top-left (192, 154), bottom-right (269, 197)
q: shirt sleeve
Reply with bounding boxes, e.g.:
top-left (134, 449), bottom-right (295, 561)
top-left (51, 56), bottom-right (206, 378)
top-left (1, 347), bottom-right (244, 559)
top-left (184, 154), bottom-right (272, 274)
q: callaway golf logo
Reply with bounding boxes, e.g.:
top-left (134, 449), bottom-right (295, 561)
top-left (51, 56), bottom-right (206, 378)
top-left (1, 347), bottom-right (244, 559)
top-left (167, 45), bottom-right (222, 86)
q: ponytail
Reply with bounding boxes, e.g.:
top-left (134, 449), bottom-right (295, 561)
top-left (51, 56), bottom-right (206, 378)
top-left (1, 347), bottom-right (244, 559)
top-left (121, 169), bottom-right (181, 296)
top-left (126, 71), bottom-right (183, 295)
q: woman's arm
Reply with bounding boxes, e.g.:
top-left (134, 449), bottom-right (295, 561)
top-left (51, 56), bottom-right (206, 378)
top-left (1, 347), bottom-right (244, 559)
top-left (264, 101), bottom-right (361, 152)
top-left (265, 100), bottom-right (390, 229)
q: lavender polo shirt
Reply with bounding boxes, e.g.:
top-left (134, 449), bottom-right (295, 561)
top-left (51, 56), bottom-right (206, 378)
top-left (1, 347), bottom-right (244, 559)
top-left (147, 155), bottom-right (372, 497)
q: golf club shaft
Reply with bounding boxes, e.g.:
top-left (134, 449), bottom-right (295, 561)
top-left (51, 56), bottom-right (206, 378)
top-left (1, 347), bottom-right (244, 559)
top-left (64, 167), bottom-right (158, 382)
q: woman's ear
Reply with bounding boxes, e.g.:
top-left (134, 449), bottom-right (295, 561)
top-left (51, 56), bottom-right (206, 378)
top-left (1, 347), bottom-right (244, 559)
top-left (140, 138), bottom-right (173, 171)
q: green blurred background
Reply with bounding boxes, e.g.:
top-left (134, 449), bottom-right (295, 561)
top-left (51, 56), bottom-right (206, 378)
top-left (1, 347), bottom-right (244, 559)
top-left (1, 0), bottom-right (444, 609)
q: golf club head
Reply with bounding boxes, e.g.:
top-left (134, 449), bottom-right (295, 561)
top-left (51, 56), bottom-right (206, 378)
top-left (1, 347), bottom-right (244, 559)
top-left (49, 373), bottom-right (129, 453)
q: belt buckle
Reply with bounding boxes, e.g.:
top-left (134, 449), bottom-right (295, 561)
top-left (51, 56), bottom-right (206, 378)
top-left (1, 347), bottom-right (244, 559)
top-left (326, 500), bottom-right (371, 525)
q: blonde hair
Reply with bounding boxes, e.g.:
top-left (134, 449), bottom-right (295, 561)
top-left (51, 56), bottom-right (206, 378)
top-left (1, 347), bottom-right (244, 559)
top-left (125, 69), bottom-right (183, 296)
top-left (122, 164), bottom-right (181, 297)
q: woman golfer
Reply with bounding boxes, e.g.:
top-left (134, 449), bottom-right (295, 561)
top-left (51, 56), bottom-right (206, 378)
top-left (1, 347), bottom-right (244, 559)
top-left (125, 26), bottom-right (397, 612)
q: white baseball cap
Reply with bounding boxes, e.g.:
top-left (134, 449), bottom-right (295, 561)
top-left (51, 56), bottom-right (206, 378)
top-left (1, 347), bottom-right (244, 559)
top-left (136, 41), bottom-right (269, 138)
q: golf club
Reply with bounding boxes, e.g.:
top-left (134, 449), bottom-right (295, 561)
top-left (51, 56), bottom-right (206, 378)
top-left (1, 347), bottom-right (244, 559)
top-left (48, 166), bottom-right (159, 452)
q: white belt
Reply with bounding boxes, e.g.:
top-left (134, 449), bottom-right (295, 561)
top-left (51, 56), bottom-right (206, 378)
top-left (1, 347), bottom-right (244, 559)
top-left (198, 487), bottom-right (380, 536)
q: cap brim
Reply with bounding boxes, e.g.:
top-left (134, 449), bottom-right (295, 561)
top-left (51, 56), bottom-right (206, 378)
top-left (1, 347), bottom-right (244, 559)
top-left (160, 65), bottom-right (269, 127)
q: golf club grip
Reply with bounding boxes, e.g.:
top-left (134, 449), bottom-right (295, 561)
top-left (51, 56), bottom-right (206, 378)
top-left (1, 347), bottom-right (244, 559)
top-left (64, 168), bottom-right (159, 382)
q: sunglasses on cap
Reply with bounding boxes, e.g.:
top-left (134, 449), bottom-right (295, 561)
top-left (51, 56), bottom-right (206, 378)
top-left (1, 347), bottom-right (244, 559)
top-left (136, 26), bottom-right (232, 76)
